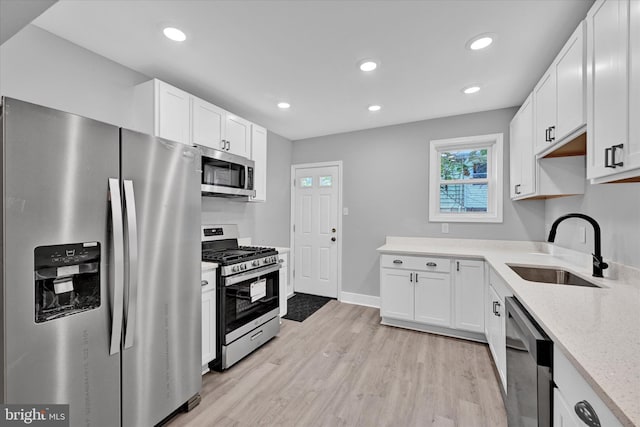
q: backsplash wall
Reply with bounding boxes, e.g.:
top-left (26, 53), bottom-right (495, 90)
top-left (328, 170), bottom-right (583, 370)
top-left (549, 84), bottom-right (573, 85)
top-left (545, 182), bottom-right (640, 270)
top-left (201, 130), bottom-right (293, 247)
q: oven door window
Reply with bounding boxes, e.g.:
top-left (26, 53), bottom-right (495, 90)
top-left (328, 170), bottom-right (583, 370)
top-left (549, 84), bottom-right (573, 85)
top-left (224, 271), bottom-right (278, 335)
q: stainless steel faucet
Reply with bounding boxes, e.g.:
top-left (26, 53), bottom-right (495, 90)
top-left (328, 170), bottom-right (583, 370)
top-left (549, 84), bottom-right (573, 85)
top-left (548, 213), bottom-right (609, 278)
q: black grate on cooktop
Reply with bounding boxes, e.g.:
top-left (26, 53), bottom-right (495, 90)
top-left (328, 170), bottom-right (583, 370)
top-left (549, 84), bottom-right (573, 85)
top-left (202, 245), bottom-right (277, 265)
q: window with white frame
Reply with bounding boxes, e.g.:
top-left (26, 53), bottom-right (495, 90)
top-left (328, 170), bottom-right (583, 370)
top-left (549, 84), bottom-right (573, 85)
top-left (429, 133), bottom-right (503, 223)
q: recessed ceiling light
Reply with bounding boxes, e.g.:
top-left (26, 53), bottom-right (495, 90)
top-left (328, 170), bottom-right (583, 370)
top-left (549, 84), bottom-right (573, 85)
top-left (368, 105), bottom-right (381, 112)
top-left (462, 86), bottom-right (481, 94)
top-left (277, 102), bottom-right (290, 109)
top-left (163, 27), bottom-right (186, 42)
top-left (466, 34), bottom-right (495, 50)
top-left (359, 60), bottom-right (378, 72)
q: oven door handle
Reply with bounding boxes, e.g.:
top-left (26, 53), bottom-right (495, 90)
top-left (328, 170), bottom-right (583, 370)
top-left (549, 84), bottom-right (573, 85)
top-left (225, 263), bottom-right (281, 286)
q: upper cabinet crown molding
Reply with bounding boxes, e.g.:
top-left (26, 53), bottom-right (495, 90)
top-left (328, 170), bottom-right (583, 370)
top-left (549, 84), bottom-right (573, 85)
top-left (586, 0), bottom-right (640, 183)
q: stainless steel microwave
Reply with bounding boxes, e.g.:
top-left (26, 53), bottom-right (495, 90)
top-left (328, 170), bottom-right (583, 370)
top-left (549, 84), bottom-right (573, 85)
top-left (197, 144), bottom-right (255, 197)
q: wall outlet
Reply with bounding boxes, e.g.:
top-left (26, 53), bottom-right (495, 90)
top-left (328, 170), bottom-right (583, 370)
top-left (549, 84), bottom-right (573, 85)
top-left (578, 226), bottom-right (586, 243)
top-left (441, 223), bottom-right (449, 234)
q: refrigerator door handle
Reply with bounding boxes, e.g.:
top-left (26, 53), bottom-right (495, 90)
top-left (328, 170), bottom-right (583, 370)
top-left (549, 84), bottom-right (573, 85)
top-left (123, 180), bottom-right (139, 349)
top-left (108, 178), bottom-right (125, 355)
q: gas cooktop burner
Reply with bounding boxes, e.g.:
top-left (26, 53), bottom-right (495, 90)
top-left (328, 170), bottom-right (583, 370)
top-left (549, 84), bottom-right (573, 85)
top-left (202, 246), bottom-right (277, 265)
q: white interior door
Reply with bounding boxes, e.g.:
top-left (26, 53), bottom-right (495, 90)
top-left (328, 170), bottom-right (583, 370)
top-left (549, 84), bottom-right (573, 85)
top-left (294, 165), bottom-right (339, 298)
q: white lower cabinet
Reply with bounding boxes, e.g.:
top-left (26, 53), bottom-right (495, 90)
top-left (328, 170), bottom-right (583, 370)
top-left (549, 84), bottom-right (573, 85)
top-left (554, 388), bottom-right (580, 427)
top-left (201, 269), bottom-right (217, 371)
top-left (380, 255), bottom-right (486, 337)
top-left (380, 268), bottom-right (414, 321)
top-left (485, 268), bottom-right (512, 392)
top-left (554, 348), bottom-right (623, 427)
top-left (454, 259), bottom-right (485, 333)
top-left (278, 253), bottom-right (288, 317)
top-left (414, 272), bottom-right (451, 326)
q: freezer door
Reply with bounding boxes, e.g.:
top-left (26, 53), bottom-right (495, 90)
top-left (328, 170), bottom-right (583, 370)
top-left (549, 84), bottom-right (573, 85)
top-left (1, 98), bottom-right (121, 425)
top-left (120, 129), bottom-right (202, 427)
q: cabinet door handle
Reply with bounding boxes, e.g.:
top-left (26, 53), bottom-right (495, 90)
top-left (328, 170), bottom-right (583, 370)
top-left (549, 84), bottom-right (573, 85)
top-left (549, 125), bottom-right (556, 142)
top-left (409, 272), bottom-right (413, 282)
top-left (574, 400), bottom-right (601, 427)
top-left (456, 261), bottom-right (460, 272)
top-left (611, 144), bottom-right (624, 167)
top-left (415, 273), bottom-right (418, 283)
top-left (392, 259), bottom-right (403, 264)
top-left (545, 127), bottom-right (550, 142)
top-left (220, 140), bottom-right (226, 150)
top-left (515, 184), bottom-right (521, 195)
top-left (604, 147), bottom-right (613, 168)
top-left (426, 262), bottom-right (437, 267)
top-left (493, 301), bottom-right (501, 316)
top-left (201, 280), bottom-right (209, 286)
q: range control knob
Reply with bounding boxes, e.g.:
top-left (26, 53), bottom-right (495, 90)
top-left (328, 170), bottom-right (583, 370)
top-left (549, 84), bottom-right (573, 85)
top-left (252, 260), bottom-right (260, 267)
top-left (241, 264), bottom-right (247, 271)
top-left (232, 266), bottom-right (239, 273)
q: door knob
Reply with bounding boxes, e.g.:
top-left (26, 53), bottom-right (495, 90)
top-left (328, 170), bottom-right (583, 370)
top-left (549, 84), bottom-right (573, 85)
top-left (331, 228), bottom-right (336, 233)
top-left (331, 237), bottom-right (336, 242)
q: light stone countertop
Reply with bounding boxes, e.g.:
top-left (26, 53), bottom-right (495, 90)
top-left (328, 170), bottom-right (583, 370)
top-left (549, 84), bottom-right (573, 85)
top-left (201, 262), bottom-right (218, 272)
top-left (377, 237), bottom-right (640, 427)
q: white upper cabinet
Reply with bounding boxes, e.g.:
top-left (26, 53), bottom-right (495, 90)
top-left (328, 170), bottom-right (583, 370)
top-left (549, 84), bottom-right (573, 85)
top-left (132, 78), bottom-right (256, 158)
top-left (191, 96), bottom-right (225, 151)
top-left (510, 93), bottom-right (585, 201)
top-left (534, 21), bottom-right (587, 156)
top-left (249, 125), bottom-right (267, 202)
top-left (510, 94), bottom-right (536, 198)
top-left (534, 67), bottom-right (557, 153)
top-left (587, 0), bottom-right (640, 183)
top-left (224, 114), bottom-right (251, 158)
top-left (155, 80), bottom-right (190, 145)
top-left (556, 22), bottom-right (586, 141)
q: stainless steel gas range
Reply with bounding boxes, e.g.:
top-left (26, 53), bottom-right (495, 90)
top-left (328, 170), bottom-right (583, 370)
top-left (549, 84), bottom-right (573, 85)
top-left (202, 225), bottom-right (280, 370)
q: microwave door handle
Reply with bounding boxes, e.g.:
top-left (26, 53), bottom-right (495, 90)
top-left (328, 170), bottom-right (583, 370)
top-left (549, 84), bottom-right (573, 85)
top-left (108, 178), bottom-right (125, 355)
top-left (123, 180), bottom-right (138, 349)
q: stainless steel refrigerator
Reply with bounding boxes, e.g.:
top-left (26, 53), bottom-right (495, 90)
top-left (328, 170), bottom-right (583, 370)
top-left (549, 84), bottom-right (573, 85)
top-left (0, 97), bottom-right (202, 426)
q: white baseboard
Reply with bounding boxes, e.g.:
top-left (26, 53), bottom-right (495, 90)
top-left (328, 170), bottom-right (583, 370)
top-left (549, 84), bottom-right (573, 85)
top-left (339, 291), bottom-right (380, 308)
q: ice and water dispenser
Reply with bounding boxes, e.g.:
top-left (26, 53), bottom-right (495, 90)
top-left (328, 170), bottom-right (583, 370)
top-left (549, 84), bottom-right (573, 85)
top-left (34, 242), bottom-right (101, 323)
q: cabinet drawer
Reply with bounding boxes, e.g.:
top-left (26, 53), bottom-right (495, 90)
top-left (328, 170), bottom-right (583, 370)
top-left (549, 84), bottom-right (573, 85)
top-left (381, 254), bottom-right (450, 273)
top-left (554, 349), bottom-right (622, 427)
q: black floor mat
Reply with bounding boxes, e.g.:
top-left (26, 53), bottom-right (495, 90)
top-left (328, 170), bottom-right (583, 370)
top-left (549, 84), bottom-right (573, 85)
top-left (283, 293), bottom-right (332, 322)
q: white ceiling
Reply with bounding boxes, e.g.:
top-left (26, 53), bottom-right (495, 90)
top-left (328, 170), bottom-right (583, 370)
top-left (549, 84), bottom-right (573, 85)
top-left (33, 0), bottom-right (593, 141)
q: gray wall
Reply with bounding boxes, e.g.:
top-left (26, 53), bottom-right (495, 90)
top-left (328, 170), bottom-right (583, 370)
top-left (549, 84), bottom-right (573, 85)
top-left (0, 25), bottom-right (149, 126)
top-left (293, 108), bottom-right (546, 297)
top-left (1, 24), bottom-right (294, 248)
top-left (202, 131), bottom-right (293, 247)
top-left (545, 183), bottom-right (640, 269)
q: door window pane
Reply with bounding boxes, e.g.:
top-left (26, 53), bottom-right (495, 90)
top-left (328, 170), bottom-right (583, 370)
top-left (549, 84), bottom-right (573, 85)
top-left (319, 176), bottom-right (333, 187)
top-left (439, 184), bottom-right (488, 212)
top-left (440, 149), bottom-right (488, 180)
top-left (300, 177), bottom-right (313, 188)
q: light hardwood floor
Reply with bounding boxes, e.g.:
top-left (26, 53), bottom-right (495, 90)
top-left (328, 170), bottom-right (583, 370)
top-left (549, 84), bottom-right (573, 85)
top-left (167, 301), bottom-right (507, 427)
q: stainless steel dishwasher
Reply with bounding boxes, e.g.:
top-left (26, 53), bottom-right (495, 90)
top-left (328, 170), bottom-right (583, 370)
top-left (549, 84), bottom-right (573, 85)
top-left (505, 297), bottom-right (553, 427)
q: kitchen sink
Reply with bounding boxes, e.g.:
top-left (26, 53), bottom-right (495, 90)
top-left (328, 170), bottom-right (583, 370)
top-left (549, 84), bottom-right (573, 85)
top-left (508, 265), bottom-right (600, 288)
